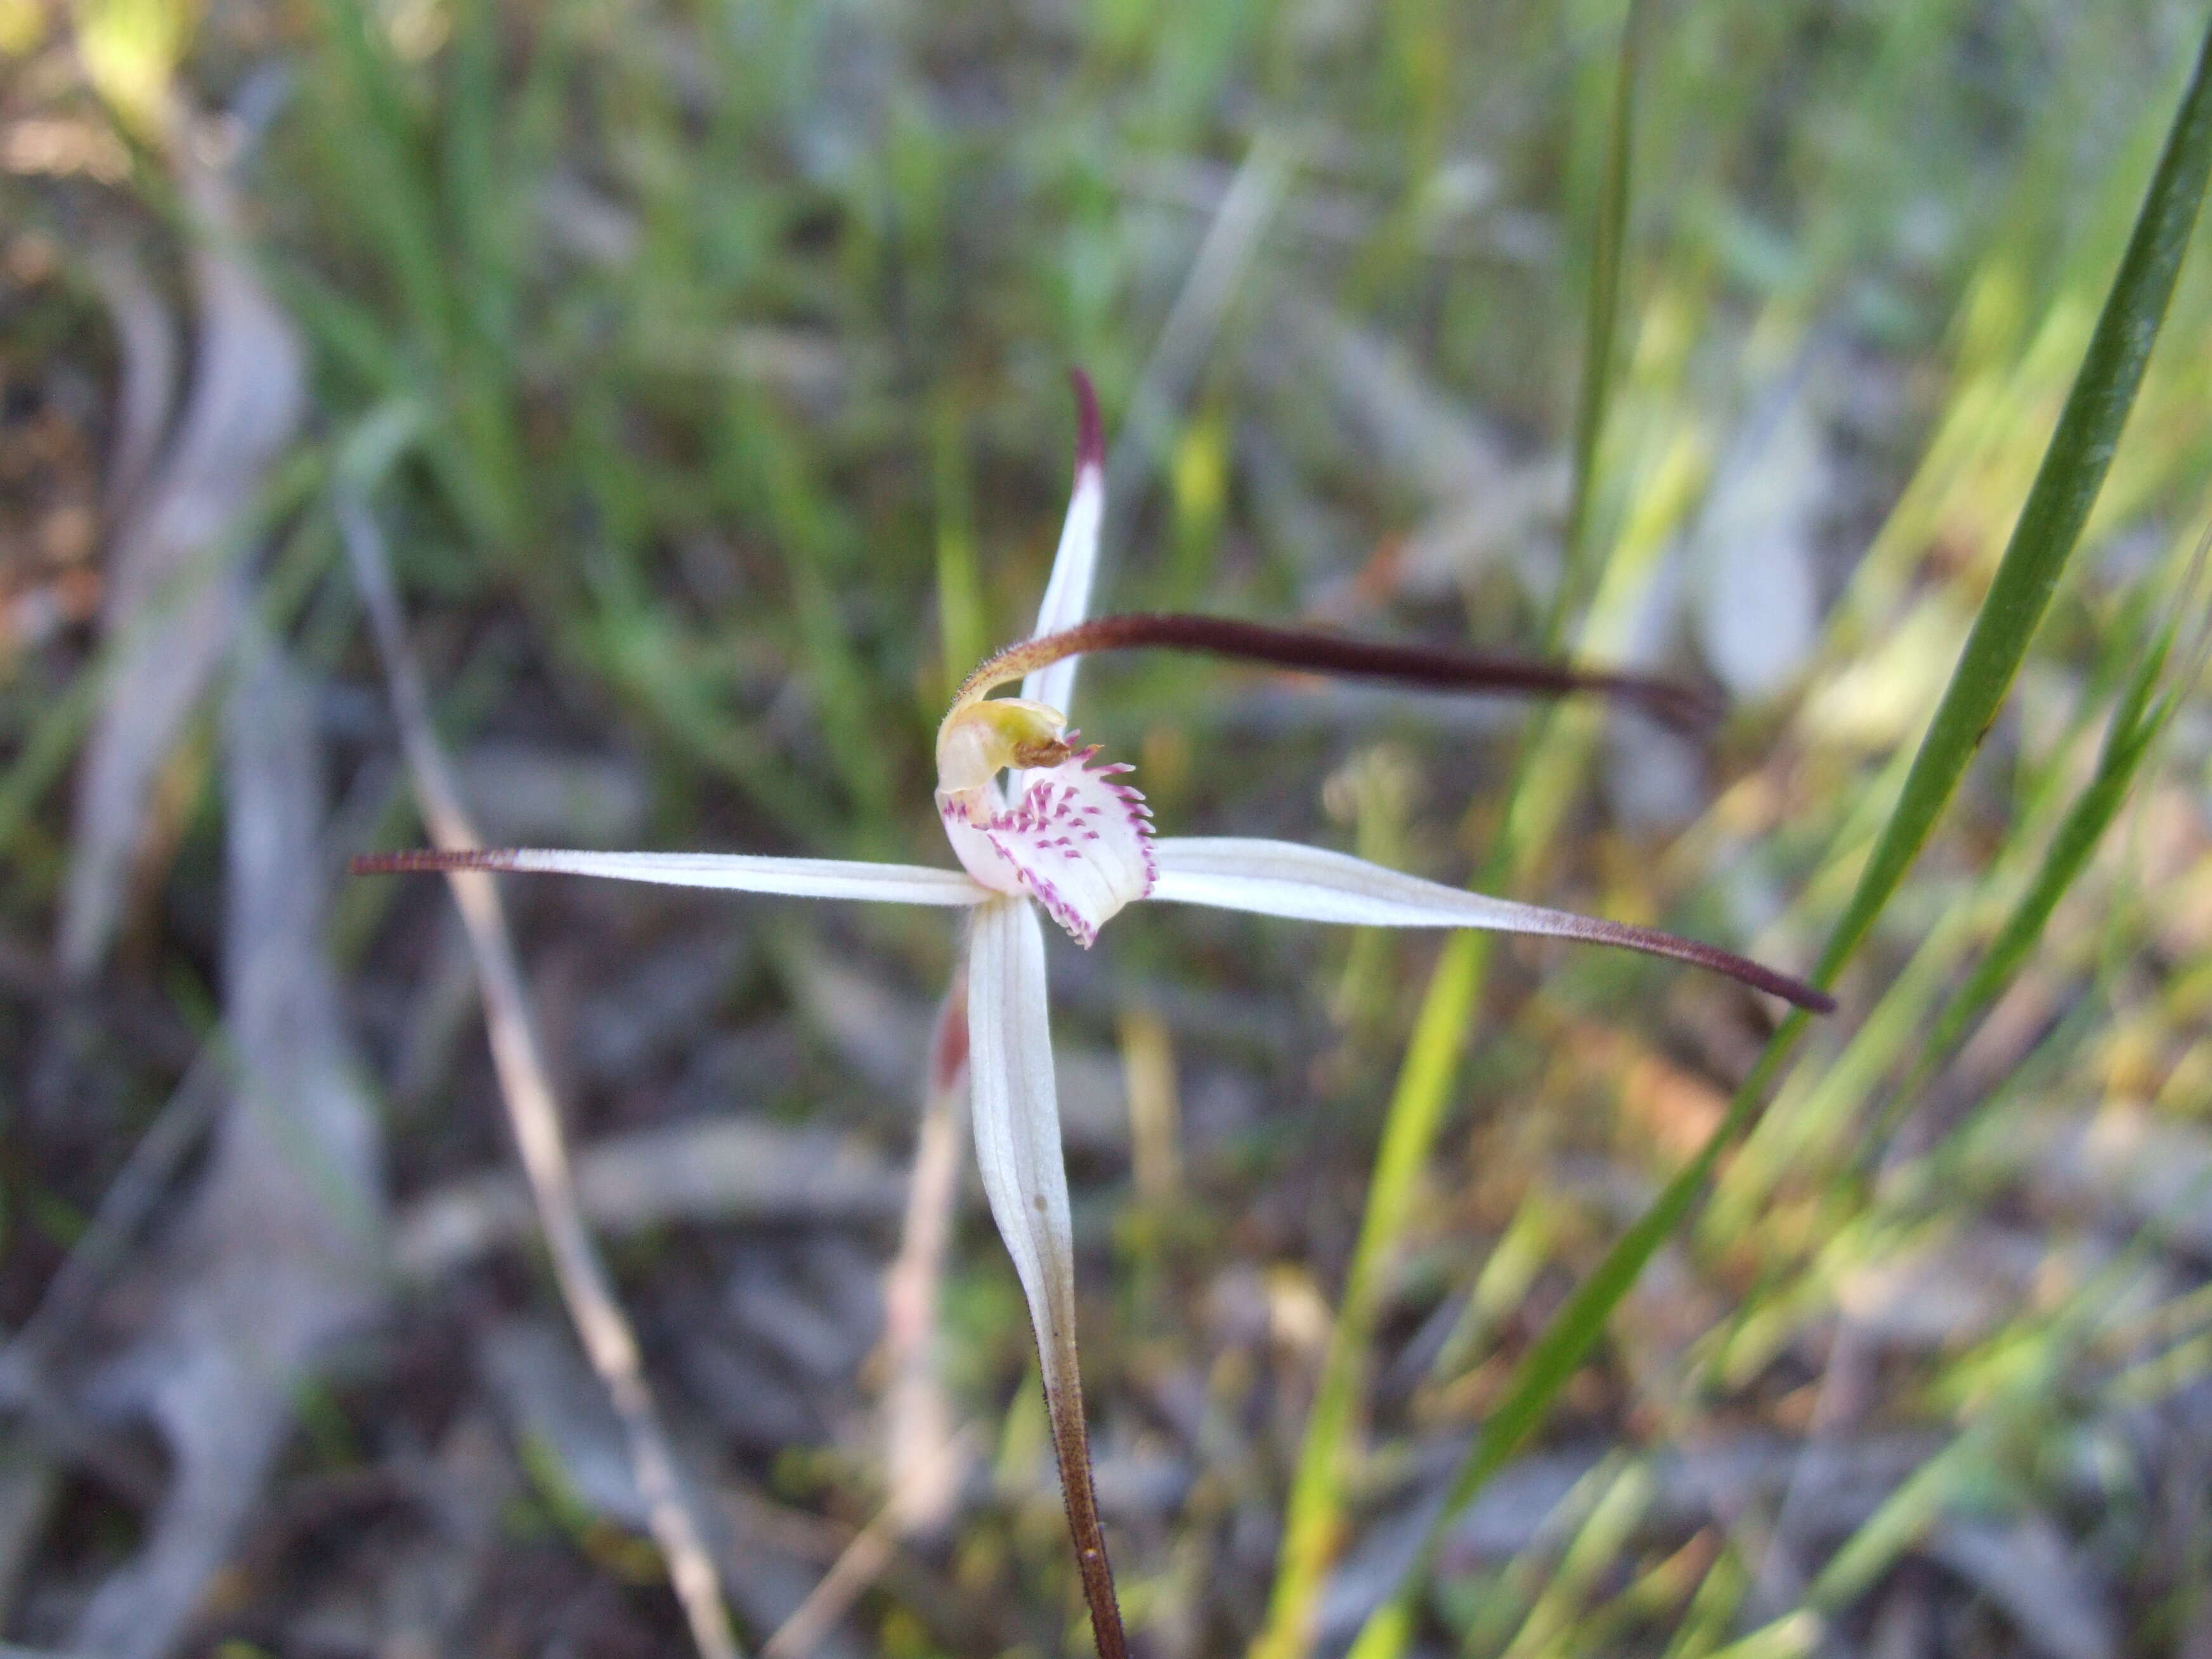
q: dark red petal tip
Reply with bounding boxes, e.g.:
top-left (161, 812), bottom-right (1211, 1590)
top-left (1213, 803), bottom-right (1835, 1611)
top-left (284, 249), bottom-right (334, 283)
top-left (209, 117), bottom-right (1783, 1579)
top-left (1069, 368), bottom-right (1103, 473)
top-left (1779, 981), bottom-right (1838, 1016)
top-left (349, 848), bottom-right (516, 875)
top-left (1591, 916), bottom-right (1836, 1013)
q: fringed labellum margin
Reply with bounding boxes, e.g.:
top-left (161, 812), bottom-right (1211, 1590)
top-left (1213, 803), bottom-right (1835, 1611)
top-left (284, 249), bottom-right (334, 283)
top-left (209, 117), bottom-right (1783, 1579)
top-left (934, 696), bottom-right (1156, 948)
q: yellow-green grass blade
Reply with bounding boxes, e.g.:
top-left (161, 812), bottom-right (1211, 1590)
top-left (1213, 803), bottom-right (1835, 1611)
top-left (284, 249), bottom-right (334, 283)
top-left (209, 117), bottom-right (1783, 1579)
top-left (1353, 16), bottom-right (2212, 1655)
top-left (1257, 11), bottom-right (1660, 1656)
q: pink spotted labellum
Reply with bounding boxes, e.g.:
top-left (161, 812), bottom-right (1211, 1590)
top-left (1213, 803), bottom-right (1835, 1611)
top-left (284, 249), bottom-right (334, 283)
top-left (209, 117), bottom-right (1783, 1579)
top-left (358, 373), bottom-right (1831, 1657)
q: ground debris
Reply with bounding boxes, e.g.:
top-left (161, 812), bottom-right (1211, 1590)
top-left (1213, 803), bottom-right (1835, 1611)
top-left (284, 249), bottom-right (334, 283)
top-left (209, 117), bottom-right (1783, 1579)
top-left (67, 634), bottom-right (381, 1659)
top-left (58, 137), bottom-right (303, 978)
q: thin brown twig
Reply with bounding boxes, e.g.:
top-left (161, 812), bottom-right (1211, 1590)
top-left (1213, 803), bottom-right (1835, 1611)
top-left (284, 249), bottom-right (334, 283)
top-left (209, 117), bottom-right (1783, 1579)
top-left (883, 979), bottom-right (973, 1536)
top-left (761, 1514), bottom-right (895, 1659)
top-left (764, 978), bottom-right (973, 1659)
top-left (337, 498), bottom-right (742, 1659)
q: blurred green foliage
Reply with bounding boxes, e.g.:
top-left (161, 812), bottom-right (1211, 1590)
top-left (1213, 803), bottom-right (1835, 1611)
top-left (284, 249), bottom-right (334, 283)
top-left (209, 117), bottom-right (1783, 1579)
top-left (8, 0), bottom-right (2212, 1653)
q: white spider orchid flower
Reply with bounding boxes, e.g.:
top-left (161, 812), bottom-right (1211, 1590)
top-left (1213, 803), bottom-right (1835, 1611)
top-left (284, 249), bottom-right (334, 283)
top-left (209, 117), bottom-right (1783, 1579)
top-left (358, 374), bottom-right (1830, 1658)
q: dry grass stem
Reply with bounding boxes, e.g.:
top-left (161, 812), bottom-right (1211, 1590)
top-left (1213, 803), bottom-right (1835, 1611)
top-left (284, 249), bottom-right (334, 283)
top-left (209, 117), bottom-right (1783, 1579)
top-left (766, 980), bottom-right (974, 1658)
top-left (339, 499), bottom-right (743, 1659)
top-left (760, 1515), bottom-right (895, 1659)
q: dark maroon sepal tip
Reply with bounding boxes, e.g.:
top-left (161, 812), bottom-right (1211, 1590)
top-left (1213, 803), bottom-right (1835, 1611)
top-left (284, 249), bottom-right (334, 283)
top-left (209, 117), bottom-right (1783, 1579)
top-left (1729, 959), bottom-right (1835, 1014)
top-left (1069, 368), bottom-right (1103, 472)
top-left (349, 849), bottom-right (507, 876)
top-left (1702, 947), bottom-right (1835, 1015)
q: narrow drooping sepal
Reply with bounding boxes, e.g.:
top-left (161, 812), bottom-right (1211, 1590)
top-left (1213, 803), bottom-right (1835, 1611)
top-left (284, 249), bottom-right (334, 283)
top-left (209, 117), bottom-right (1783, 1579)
top-left (937, 745), bottom-right (1157, 946)
top-left (350, 847), bottom-right (992, 907)
top-left (966, 898), bottom-right (1129, 1658)
top-left (1148, 838), bottom-right (1833, 1012)
top-left (1022, 370), bottom-right (1108, 715)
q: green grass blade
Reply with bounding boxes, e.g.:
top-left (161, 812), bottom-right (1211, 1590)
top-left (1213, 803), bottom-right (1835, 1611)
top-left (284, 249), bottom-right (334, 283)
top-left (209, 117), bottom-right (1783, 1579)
top-left (1260, 11), bottom-right (1655, 1658)
top-left (717, 391), bottom-right (895, 838)
top-left (442, 0), bottom-right (509, 341)
top-left (1550, 0), bottom-right (1648, 641)
top-left (1351, 17), bottom-right (2212, 1655)
top-left (312, 0), bottom-right (452, 358)
top-left (932, 390), bottom-right (988, 701)
top-left (1806, 15), bottom-right (2212, 987)
top-left (1253, 934), bottom-right (1493, 1659)
top-left (1863, 545), bottom-right (2204, 1151)
top-left (1713, 548), bottom-right (2195, 1224)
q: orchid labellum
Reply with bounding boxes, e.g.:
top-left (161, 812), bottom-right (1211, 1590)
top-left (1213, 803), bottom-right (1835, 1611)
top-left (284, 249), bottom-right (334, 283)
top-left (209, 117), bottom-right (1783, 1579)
top-left (359, 373), bottom-right (1830, 1657)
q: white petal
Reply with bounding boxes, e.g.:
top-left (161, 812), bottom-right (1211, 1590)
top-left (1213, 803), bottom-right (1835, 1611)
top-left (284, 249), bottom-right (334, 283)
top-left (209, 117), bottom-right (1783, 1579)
top-left (365, 848), bottom-right (991, 906)
top-left (1147, 837), bottom-right (1828, 1008)
top-left (1022, 456), bottom-right (1104, 713)
top-left (1148, 838), bottom-right (1557, 928)
top-left (937, 746), bottom-right (1155, 947)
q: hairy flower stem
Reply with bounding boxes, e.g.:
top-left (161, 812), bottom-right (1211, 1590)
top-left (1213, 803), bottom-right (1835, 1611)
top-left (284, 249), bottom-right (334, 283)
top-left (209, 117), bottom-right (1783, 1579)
top-left (952, 612), bottom-right (1722, 732)
top-left (1046, 1351), bottom-right (1129, 1659)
